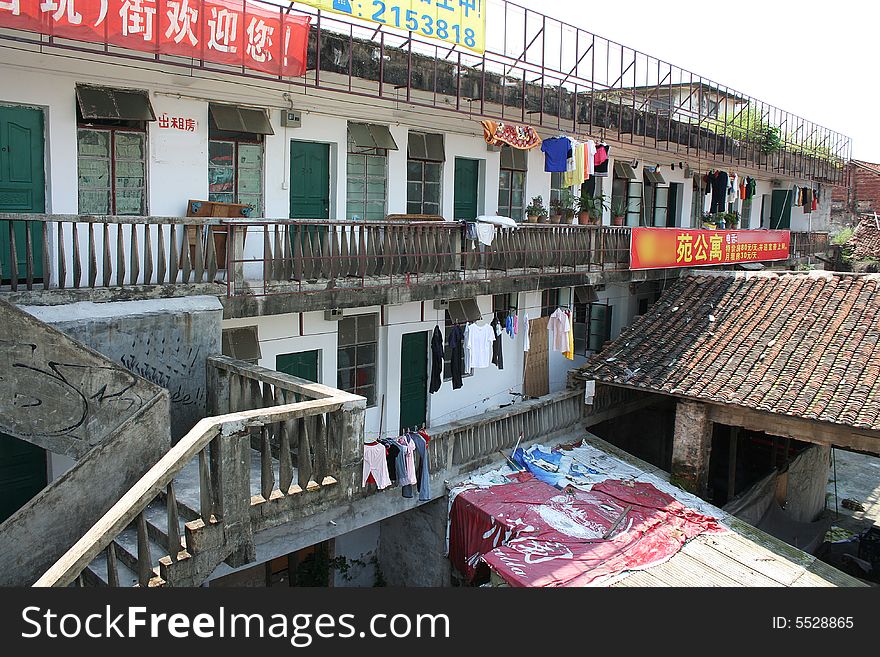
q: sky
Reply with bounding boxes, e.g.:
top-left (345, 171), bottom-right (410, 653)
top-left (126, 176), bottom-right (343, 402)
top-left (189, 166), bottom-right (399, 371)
top-left (517, 0), bottom-right (880, 162)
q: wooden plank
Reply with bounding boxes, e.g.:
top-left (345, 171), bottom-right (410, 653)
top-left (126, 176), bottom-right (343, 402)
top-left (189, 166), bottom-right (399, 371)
top-left (102, 223), bottom-right (112, 287)
top-left (681, 538), bottom-right (784, 587)
top-left (57, 222), bottom-right (67, 289)
top-left (72, 222), bottom-right (81, 288)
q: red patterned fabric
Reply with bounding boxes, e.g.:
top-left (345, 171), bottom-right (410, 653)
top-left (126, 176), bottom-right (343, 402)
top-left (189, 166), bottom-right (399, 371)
top-left (481, 120), bottom-right (542, 150)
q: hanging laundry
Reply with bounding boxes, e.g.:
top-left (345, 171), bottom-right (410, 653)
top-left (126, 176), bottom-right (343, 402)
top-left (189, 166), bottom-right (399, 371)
top-left (481, 120), bottom-right (542, 150)
top-left (541, 136), bottom-right (571, 173)
top-left (491, 316), bottom-right (504, 370)
top-left (505, 312), bottom-right (515, 338)
top-left (395, 435), bottom-right (417, 498)
top-left (727, 173), bottom-right (739, 205)
top-left (563, 309), bottom-right (574, 361)
top-left (474, 222), bottom-right (495, 246)
top-left (429, 325), bottom-right (444, 394)
top-left (463, 323), bottom-right (471, 371)
top-left (513, 313), bottom-right (518, 337)
top-left (448, 323), bottom-right (466, 390)
top-left (549, 308), bottom-right (571, 353)
top-left (586, 140), bottom-right (597, 178)
top-left (410, 431), bottom-right (431, 501)
top-left (812, 192), bottom-right (818, 212)
top-left (523, 313), bottom-right (531, 352)
top-left (466, 322), bottom-right (495, 369)
top-left (708, 170), bottom-right (728, 214)
top-left (747, 177), bottom-right (757, 200)
top-left (363, 442), bottom-right (392, 490)
top-left (594, 144), bottom-right (610, 176)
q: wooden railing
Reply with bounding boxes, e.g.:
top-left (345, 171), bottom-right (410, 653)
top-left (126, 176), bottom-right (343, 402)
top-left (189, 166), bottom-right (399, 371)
top-left (34, 357), bottom-right (366, 588)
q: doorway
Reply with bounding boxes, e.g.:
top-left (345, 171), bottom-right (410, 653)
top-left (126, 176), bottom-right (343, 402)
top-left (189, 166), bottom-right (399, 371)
top-left (453, 157), bottom-right (480, 221)
top-left (0, 105), bottom-right (45, 281)
top-left (770, 189), bottom-right (793, 230)
top-left (290, 140), bottom-right (330, 219)
top-left (0, 433), bottom-right (47, 523)
top-left (399, 331), bottom-right (428, 432)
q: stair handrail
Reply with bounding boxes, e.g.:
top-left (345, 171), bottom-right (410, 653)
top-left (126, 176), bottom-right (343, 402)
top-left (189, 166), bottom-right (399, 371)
top-left (33, 391), bottom-right (363, 588)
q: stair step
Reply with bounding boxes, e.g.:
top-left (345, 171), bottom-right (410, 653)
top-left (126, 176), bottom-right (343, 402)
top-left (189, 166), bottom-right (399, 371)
top-left (86, 546), bottom-right (141, 587)
top-left (142, 499), bottom-right (187, 553)
top-left (112, 527), bottom-right (170, 577)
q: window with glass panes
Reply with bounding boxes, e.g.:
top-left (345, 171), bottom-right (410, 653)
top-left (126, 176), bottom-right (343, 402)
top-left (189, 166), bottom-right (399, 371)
top-left (540, 288), bottom-right (560, 317)
top-left (337, 314), bottom-right (377, 406)
top-left (347, 137), bottom-right (388, 221)
top-left (498, 146), bottom-right (526, 221)
top-left (626, 181), bottom-right (643, 226)
top-left (208, 139), bottom-right (264, 215)
top-left (573, 302), bottom-right (612, 356)
top-left (407, 159), bottom-right (442, 215)
top-left (77, 127), bottom-right (147, 215)
top-left (550, 171), bottom-right (566, 206)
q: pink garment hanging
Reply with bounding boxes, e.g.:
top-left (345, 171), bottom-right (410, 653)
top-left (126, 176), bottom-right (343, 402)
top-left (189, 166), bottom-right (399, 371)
top-left (363, 442), bottom-right (392, 489)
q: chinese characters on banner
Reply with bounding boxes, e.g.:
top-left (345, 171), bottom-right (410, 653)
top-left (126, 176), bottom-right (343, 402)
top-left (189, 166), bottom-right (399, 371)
top-left (298, 0), bottom-right (486, 53)
top-left (630, 228), bottom-right (791, 270)
top-left (0, 0), bottom-right (311, 77)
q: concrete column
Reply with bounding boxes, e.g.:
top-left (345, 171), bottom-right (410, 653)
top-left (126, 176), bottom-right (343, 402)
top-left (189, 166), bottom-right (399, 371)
top-left (670, 400), bottom-right (713, 497)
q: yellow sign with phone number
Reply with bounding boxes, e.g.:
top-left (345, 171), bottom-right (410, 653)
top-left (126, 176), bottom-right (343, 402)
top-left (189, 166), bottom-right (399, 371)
top-left (299, 0), bottom-right (487, 53)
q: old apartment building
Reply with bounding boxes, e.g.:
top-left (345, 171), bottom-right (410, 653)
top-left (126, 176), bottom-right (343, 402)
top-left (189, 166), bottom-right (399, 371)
top-left (0, 0), bottom-right (854, 587)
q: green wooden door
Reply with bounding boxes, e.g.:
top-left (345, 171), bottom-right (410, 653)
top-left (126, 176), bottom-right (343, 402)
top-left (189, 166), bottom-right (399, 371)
top-left (399, 331), bottom-right (428, 433)
top-left (453, 158), bottom-right (479, 221)
top-left (0, 105), bottom-right (45, 281)
top-left (770, 189), bottom-right (793, 230)
top-left (276, 350), bottom-right (320, 383)
top-left (290, 140), bottom-right (330, 219)
top-left (0, 433), bottom-right (47, 523)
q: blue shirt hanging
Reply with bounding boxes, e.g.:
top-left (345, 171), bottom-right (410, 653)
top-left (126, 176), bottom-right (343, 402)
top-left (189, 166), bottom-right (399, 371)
top-left (541, 137), bottom-right (570, 173)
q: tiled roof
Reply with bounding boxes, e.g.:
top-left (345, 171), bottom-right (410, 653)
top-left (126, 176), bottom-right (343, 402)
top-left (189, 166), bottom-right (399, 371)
top-left (852, 159), bottom-right (880, 176)
top-left (580, 271), bottom-right (880, 431)
top-left (849, 215), bottom-right (880, 260)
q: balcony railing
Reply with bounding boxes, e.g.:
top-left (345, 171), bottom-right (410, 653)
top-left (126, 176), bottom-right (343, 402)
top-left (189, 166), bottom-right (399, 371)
top-left (0, 214), bottom-right (829, 299)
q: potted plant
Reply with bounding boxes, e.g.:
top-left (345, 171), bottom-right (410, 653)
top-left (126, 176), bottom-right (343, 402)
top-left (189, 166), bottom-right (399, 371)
top-left (726, 211), bottom-right (740, 229)
top-left (559, 189), bottom-right (577, 224)
top-left (525, 196), bottom-right (547, 224)
top-left (548, 198), bottom-right (562, 224)
top-left (577, 194), bottom-right (607, 226)
top-left (610, 198), bottom-right (628, 226)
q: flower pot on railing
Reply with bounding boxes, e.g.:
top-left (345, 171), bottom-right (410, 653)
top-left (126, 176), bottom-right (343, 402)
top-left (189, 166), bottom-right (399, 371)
top-left (526, 215), bottom-right (539, 224)
top-left (577, 211), bottom-right (592, 225)
top-left (549, 214), bottom-right (562, 224)
top-left (612, 216), bottom-right (625, 226)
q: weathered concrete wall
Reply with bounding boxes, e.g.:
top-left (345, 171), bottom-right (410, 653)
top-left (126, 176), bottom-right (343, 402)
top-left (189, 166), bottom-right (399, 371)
top-left (0, 299), bottom-right (164, 458)
top-left (333, 525), bottom-right (381, 588)
top-left (671, 400), bottom-right (713, 496)
top-left (0, 390), bottom-right (170, 586)
top-left (378, 498), bottom-right (452, 587)
top-left (23, 296), bottom-right (223, 439)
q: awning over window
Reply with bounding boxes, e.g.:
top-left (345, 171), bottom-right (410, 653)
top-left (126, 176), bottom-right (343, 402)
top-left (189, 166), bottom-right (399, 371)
top-left (500, 145), bottom-right (528, 171)
top-left (644, 169), bottom-right (666, 185)
top-left (76, 85), bottom-right (156, 121)
top-left (574, 285), bottom-right (599, 304)
top-left (407, 131), bottom-right (445, 161)
top-left (447, 298), bottom-right (482, 324)
top-left (613, 161), bottom-right (637, 180)
top-left (349, 122), bottom-right (399, 150)
top-left (222, 327), bottom-right (262, 362)
top-left (209, 104), bottom-right (274, 135)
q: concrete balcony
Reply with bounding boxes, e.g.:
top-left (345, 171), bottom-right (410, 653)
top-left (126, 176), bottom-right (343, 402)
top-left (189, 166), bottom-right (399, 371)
top-left (0, 214), bottom-right (828, 317)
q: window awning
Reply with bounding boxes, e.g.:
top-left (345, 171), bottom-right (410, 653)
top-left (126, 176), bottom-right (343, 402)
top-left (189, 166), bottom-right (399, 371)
top-left (209, 104), bottom-right (274, 135)
top-left (574, 285), bottom-right (598, 304)
top-left (408, 132), bottom-right (445, 161)
top-left (644, 169), bottom-right (666, 185)
top-left (447, 298), bottom-right (482, 324)
top-left (500, 145), bottom-right (528, 171)
top-left (349, 122), bottom-right (399, 150)
top-left (76, 85), bottom-right (156, 121)
top-left (613, 161), bottom-right (637, 180)
top-left (222, 327), bottom-right (262, 362)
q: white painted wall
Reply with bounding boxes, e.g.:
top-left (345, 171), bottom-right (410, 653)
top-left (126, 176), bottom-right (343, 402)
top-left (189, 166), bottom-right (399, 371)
top-left (333, 524), bottom-right (381, 587)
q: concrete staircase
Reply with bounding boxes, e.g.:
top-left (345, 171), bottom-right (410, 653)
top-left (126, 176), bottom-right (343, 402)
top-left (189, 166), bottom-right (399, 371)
top-left (0, 298), bottom-right (171, 586)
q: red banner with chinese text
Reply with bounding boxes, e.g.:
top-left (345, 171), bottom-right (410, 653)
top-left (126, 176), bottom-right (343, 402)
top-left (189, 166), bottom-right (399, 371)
top-left (0, 0), bottom-right (310, 77)
top-left (630, 227), bottom-right (790, 270)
